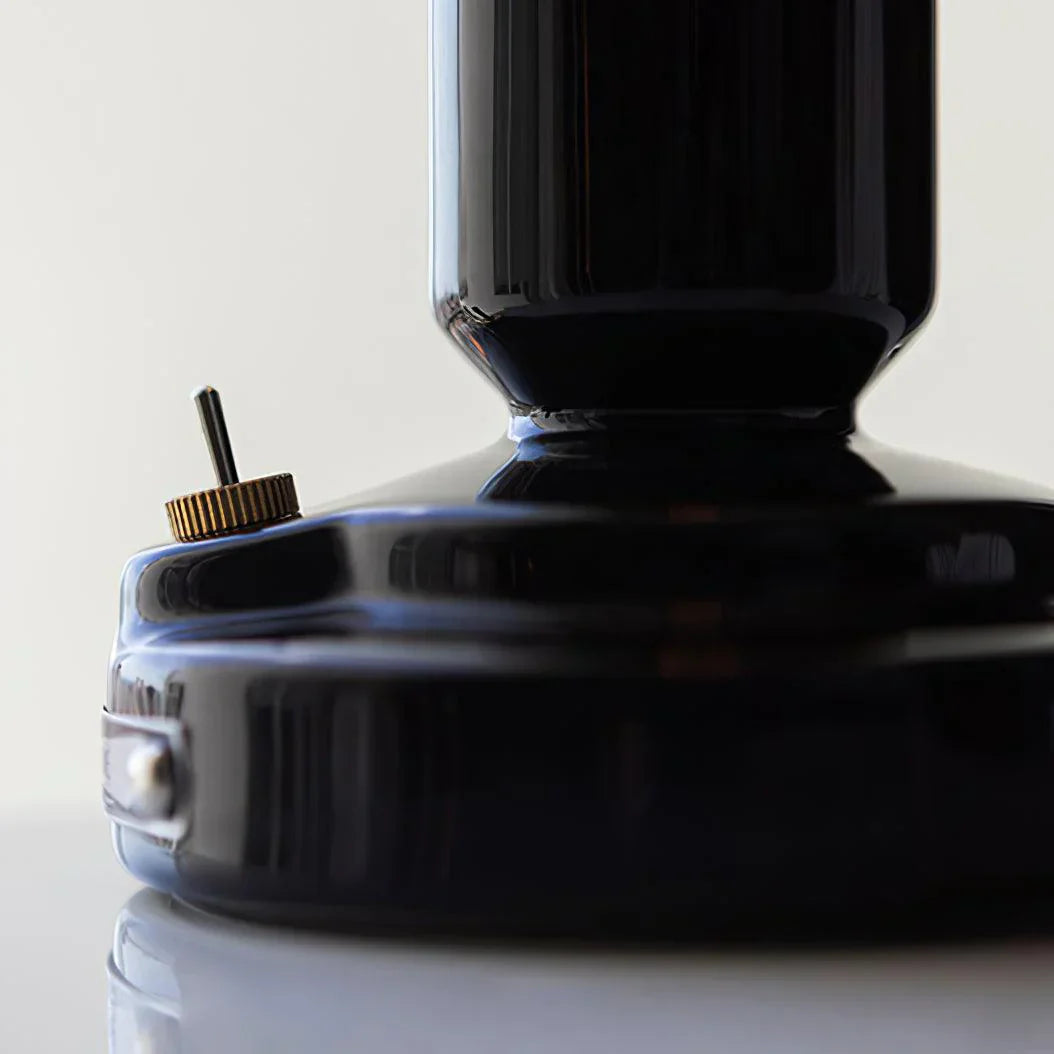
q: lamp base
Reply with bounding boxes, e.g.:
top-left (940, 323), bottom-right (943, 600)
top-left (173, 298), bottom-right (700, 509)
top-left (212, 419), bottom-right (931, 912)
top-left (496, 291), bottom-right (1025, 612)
top-left (105, 425), bottom-right (1054, 934)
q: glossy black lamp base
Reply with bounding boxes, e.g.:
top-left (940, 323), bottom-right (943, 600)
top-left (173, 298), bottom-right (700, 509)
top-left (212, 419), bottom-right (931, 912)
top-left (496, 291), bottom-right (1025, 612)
top-left (107, 429), bottom-right (1054, 937)
top-left (113, 653), bottom-right (1054, 941)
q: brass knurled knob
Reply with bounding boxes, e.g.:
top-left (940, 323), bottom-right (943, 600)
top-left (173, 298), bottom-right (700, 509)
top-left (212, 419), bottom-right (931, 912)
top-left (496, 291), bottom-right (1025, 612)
top-left (165, 387), bottom-right (300, 543)
top-left (166, 473), bottom-right (299, 542)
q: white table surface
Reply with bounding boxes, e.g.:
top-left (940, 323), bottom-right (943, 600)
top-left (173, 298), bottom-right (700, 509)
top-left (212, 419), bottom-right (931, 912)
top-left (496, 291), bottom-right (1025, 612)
top-left (7, 812), bottom-right (1054, 1053)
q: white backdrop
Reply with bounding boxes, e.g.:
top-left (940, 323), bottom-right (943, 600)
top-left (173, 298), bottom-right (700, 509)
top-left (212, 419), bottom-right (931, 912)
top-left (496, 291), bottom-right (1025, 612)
top-left (1, 1), bottom-right (1050, 816)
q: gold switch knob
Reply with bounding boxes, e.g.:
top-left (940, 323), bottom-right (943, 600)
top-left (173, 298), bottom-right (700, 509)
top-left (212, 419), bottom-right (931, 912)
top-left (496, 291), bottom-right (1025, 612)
top-left (165, 387), bottom-right (300, 543)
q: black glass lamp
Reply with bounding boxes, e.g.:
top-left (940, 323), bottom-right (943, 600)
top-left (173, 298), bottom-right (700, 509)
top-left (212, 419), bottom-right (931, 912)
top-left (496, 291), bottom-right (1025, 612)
top-left (103, 1), bottom-right (1054, 935)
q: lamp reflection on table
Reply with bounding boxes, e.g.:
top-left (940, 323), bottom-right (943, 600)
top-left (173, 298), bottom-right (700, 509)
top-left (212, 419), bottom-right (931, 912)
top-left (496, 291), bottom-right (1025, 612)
top-left (109, 889), bottom-right (1054, 1053)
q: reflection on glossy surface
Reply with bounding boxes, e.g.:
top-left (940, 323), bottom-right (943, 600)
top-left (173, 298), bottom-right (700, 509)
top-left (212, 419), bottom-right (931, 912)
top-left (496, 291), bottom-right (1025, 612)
top-left (109, 889), bottom-right (1054, 1053)
top-left (433, 0), bottom-right (936, 414)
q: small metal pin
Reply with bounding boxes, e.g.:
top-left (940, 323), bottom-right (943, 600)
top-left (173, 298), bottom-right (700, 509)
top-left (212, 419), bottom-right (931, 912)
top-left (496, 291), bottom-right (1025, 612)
top-left (194, 386), bottom-right (240, 487)
top-left (125, 738), bottom-right (175, 820)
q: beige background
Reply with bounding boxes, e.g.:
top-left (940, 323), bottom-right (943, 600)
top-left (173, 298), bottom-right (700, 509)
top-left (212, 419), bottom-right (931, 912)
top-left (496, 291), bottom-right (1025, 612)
top-left (1, 1), bottom-right (1050, 817)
